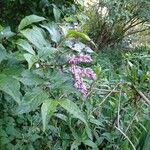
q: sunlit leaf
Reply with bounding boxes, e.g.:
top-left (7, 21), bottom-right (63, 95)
top-left (53, 5), bottom-right (61, 22)
top-left (71, 140), bottom-right (81, 150)
top-left (41, 23), bottom-right (61, 43)
top-left (0, 26), bottom-right (14, 40)
top-left (18, 15), bottom-right (46, 31)
top-left (17, 39), bottom-right (35, 55)
top-left (20, 26), bottom-right (51, 49)
top-left (24, 53), bottom-right (38, 69)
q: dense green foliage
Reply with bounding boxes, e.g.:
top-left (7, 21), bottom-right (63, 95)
top-left (0, 0), bottom-right (79, 28)
top-left (83, 0), bottom-right (150, 49)
top-left (0, 0), bottom-right (150, 150)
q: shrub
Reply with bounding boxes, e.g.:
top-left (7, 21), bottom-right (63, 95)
top-left (0, 13), bottom-right (150, 150)
top-left (82, 0), bottom-right (150, 49)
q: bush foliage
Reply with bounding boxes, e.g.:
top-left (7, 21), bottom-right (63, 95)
top-left (83, 0), bottom-right (150, 49)
top-left (0, 0), bottom-right (150, 150)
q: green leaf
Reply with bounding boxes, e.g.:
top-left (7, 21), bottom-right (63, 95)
top-left (85, 126), bottom-right (93, 140)
top-left (67, 30), bottom-right (96, 46)
top-left (0, 26), bottom-right (14, 40)
top-left (41, 100), bottom-right (58, 132)
top-left (53, 5), bottom-right (61, 22)
top-left (54, 113), bottom-right (67, 122)
top-left (16, 88), bottom-right (49, 114)
top-left (1, 65), bottom-right (24, 77)
top-left (71, 140), bottom-right (81, 150)
top-left (60, 25), bottom-right (69, 37)
top-left (38, 47), bottom-right (58, 58)
top-left (89, 117), bottom-right (104, 126)
top-left (17, 39), bottom-right (35, 55)
top-left (0, 137), bottom-right (10, 145)
top-left (18, 15), bottom-right (46, 31)
top-left (67, 30), bottom-right (90, 40)
top-left (20, 26), bottom-right (51, 49)
top-left (0, 74), bottom-right (21, 103)
top-left (41, 23), bottom-right (61, 43)
top-left (143, 130), bottom-right (150, 150)
top-left (19, 70), bottom-right (44, 86)
top-left (24, 53), bottom-right (38, 69)
top-left (0, 44), bottom-right (7, 63)
top-left (83, 140), bottom-right (98, 149)
top-left (59, 99), bottom-right (87, 125)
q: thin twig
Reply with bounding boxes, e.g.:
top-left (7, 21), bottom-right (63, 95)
top-left (91, 82), bottom-right (121, 114)
top-left (126, 27), bottom-right (150, 36)
top-left (137, 90), bottom-right (150, 105)
top-left (125, 112), bottom-right (139, 134)
top-left (117, 91), bottom-right (122, 128)
top-left (86, 78), bottom-right (98, 98)
top-left (115, 126), bottom-right (136, 150)
top-left (93, 88), bottom-right (126, 93)
top-left (98, 82), bottom-right (121, 106)
top-left (134, 88), bottom-right (150, 106)
top-left (124, 20), bottom-right (146, 32)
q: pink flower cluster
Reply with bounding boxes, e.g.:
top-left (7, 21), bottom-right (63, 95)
top-left (68, 53), bottom-right (96, 96)
top-left (70, 66), bottom-right (96, 80)
top-left (68, 53), bottom-right (92, 63)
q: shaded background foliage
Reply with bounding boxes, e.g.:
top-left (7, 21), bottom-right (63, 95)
top-left (82, 0), bottom-right (150, 49)
top-left (0, 0), bottom-right (78, 28)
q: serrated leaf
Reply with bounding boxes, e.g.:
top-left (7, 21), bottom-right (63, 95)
top-left (0, 74), bottom-right (21, 103)
top-left (1, 65), bottom-right (24, 77)
top-left (59, 99), bottom-right (87, 125)
top-left (16, 88), bottom-right (49, 114)
top-left (19, 70), bottom-right (44, 86)
top-left (41, 23), bottom-right (61, 43)
top-left (83, 140), bottom-right (98, 149)
top-left (17, 39), bottom-right (35, 55)
top-left (20, 26), bottom-right (51, 49)
top-left (24, 53), bottom-right (38, 69)
top-left (18, 15), bottom-right (46, 31)
top-left (38, 47), bottom-right (58, 58)
top-left (41, 100), bottom-right (58, 132)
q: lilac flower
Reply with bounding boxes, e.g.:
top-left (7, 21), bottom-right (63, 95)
top-left (70, 65), bottom-right (96, 80)
top-left (74, 78), bottom-right (87, 95)
top-left (68, 53), bottom-right (92, 64)
top-left (70, 65), bottom-right (81, 76)
top-left (78, 67), bottom-right (96, 79)
top-left (69, 53), bottom-right (96, 96)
